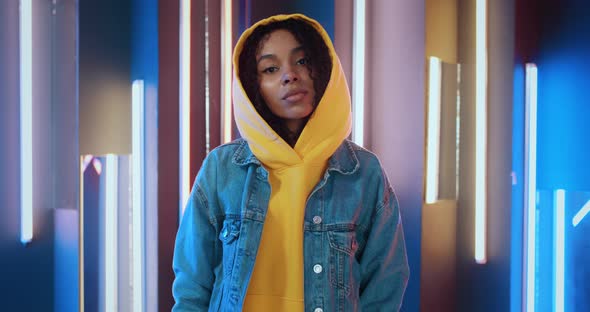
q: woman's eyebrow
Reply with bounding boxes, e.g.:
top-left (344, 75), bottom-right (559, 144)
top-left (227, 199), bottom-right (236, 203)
top-left (257, 54), bottom-right (276, 64)
top-left (290, 46), bottom-right (304, 55)
top-left (256, 46), bottom-right (305, 64)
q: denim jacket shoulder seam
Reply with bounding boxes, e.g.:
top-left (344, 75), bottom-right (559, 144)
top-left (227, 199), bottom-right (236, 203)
top-left (375, 182), bottom-right (395, 219)
top-left (328, 140), bottom-right (360, 175)
top-left (231, 139), bottom-right (261, 166)
top-left (195, 184), bottom-right (216, 226)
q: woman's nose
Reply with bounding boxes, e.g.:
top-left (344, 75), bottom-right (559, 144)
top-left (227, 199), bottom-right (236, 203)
top-left (281, 69), bottom-right (299, 85)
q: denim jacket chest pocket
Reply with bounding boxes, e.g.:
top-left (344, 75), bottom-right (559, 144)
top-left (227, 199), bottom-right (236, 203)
top-left (327, 228), bottom-right (361, 296)
top-left (218, 219), bottom-right (241, 279)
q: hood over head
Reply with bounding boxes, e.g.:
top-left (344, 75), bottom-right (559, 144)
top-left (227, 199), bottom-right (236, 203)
top-left (232, 14), bottom-right (352, 169)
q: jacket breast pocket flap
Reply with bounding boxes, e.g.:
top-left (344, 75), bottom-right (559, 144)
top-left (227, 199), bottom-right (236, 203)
top-left (328, 230), bottom-right (358, 256)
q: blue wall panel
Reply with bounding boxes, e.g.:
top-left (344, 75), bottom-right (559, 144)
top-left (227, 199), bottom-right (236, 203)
top-left (537, 2), bottom-right (590, 191)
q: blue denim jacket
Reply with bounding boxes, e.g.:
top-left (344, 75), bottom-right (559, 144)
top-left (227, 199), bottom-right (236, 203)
top-left (173, 139), bottom-right (409, 311)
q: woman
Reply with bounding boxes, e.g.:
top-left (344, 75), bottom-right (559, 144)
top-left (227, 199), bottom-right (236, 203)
top-left (173, 14), bottom-right (409, 312)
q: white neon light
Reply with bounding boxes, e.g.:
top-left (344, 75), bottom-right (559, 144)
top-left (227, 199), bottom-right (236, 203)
top-left (82, 155), bottom-right (93, 172)
top-left (352, 0), bottom-right (366, 147)
top-left (19, 0), bottom-right (33, 245)
top-left (179, 0), bottom-right (191, 218)
top-left (105, 155), bottom-right (118, 312)
top-left (221, 0), bottom-right (233, 144)
top-left (524, 63), bottom-right (538, 312)
top-left (132, 80), bottom-right (145, 312)
top-left (93, 158), bottom-right (103, 175)
top-left (426, 57), bottom-right (442, 204)
top-left (79, 156), bottom-right (86, 310)
top-left (474, 0), bottom-right (488, 264)
top-left (572, 200), bottom-right (590, 227)
top-left (455, 64), bottom-right (462, 198)
top-left (554, 189), bottom-right (565, 312)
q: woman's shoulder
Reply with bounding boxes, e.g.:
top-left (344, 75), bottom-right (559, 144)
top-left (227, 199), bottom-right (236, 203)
top-left (195, 139), bottom-right (252, 174)
top-left (340, 139), bottom-right (386, 172)
top-left (204, 138), bottom-right (249, 161)
top-left (209, 138), bottom-right (246, 153)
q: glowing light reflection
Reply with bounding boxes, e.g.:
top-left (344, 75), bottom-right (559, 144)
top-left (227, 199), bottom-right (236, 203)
top-left (105, 155), bottom-right (118, 312)
top-left (19, 0), bottom-right (33, 245)
top-left (426, 57), bottom-right (442, 204)
top-left (132, 80), bottom-right (145, 312)
top-left (554, 189), bottom-right (565, 312)
top-left (524, 63), bottom-right (538, 312)
top-left (475, 0), bottom-right (488, 264)
top-left (179, 0), bottom-right (191, 218)
top-left (221, 0), bottom-right (233, 144)
top-left (352, 0), bottom-right (366, 146)
top-left (572, 200), bottom-right (590, 227)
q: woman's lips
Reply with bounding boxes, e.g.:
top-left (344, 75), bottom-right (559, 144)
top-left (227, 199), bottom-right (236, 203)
top-left (284, 92), bottom-right (306, 102)
top-left (282, 90), bottom-right (308, 102)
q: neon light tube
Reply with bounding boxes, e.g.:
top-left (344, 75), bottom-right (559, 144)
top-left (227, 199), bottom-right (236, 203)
top-left (82, 155), bottom-right (93, 172)
top-left (455, 64), bottom-right (462, 198)
top-left (93, 158), bottom-right (103, 175)
top-left (475, 0), bottom-right (488, 264)
top-left (79, 156), bottom-right (86, 310)
top-left (572, 200), bottom-right (590, 227)
top-left (426, 57), bottom-right (442, 204)
top-left (132, 80), bottom-right (145, 312)
top-left (179, 0), bottom-right (191, 218)
top-left (524, 63), bottom-right (538, 312)
top-left (352, 0), bottom-right (366, 147)
top-left (221, 0), bottom-right (233, 144)
top-left (19, 0), bottom-right (33, 245)
top-left (105, 155), bottom-right (118, 311)
top-left (554, 189), bottom-right (565, 312)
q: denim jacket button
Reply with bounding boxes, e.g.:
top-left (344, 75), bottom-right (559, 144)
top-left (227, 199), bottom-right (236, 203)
top-left (313, 264), bottom-right (323, 274)
top-left (314, 308), bottom-right (323, 312)
top-left (312, 216), bottom-right (322, 224)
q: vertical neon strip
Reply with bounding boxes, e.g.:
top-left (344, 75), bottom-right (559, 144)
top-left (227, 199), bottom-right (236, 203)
top-left (572, 200), bottom-right (590, 227)
top-left (105, 155), bottom-right (118, 312)
top-left (179, 0), bottom-right (191, 218)
top-left (352, 0), bottom-right (366, 146)
top-left (524, 63), bottom-right (538, 312)
top-left (455, 64), bottom-right (462, 198)
top-left (554, 189), bottom-right (565, 312)
top-left (221, 0), bottom-right (233, 144)
top-left (426, 57), bottom-right (442, 204)
top-left (132, 80), bottom-right (145, 312)
top-left (474, 0), bottom-right (488, 264)
top-left (79, 156), bottom-right (86, 311)
top-left (19, 0), bottom-right (33, 245)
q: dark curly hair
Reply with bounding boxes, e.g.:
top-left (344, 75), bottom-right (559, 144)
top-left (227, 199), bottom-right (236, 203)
top-left (238, 18), bottom-right (332, 146)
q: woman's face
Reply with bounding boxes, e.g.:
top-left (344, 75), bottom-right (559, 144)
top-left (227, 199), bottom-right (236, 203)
top-left (256, 29), bottom-right (316, 133)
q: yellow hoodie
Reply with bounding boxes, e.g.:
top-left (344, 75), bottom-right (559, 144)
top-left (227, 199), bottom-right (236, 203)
top-left (232, 14), bottom-right (352, 311)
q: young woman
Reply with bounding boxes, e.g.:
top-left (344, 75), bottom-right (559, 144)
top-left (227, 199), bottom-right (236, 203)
top-left (173, 14), bottom-right (409, 312)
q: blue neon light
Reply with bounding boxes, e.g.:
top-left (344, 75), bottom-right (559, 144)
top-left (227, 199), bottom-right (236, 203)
top-left (554, 189), bottom-right (565, 312)
top-left (572, 199), bottom-right (590, 227)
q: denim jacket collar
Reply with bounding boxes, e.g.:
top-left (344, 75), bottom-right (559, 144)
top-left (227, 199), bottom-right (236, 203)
top-left (231, 138), bottom-right (360, 175)
top-left (231, 139), bottom-right (262, 166)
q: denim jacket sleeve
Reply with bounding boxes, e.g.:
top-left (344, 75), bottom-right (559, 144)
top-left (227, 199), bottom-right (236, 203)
top-left (172, 164), bottom-right (219, 311)
top-left (359, 172), bottom-right (409, 311)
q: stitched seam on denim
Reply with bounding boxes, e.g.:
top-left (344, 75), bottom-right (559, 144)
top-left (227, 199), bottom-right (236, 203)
top-left (375, 171), bottom-right (395, 218)
top-left (328, 140), bottom-right (360, 175)
top-left (230, 139), bottom-right (261, 166)
top-left (195, 185), bottom-right (216, 226)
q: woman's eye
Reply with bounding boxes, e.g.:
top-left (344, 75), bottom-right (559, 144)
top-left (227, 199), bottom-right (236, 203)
top-left (296, 58), bottom-right (308, 65)
top-left (262, 66), bottom-right (278, 73)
